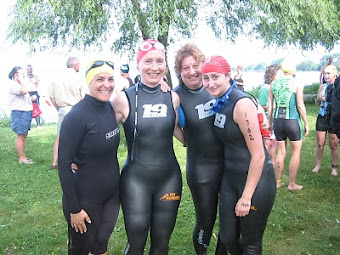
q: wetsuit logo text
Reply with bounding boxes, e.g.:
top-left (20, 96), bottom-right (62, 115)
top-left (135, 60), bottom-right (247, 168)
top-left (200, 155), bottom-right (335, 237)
top-left (159, 193), bottom-right (181, 201)
top-left (143, 104), bottom-right (167, 118)
top-left (105, 127), bottom-right (120, 140)
top-left (214, 113), bottom-right (226, 128)
top-left (195, 99), bottom-right (216, 119)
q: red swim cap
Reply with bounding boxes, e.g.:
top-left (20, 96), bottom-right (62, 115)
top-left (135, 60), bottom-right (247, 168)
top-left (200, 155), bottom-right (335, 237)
top-left (202, 56), bottom-right (231, 74)
top-left (137, 39), bottom-right (165, 65)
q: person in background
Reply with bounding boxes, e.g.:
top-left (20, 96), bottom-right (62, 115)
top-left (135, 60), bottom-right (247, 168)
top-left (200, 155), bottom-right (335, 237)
top-left (312, 65), bottom-right (339, 176)
top-left (202, 55), bottom-right (276, 254)
top-left (120, 64), bottom-right (134, 88)
top-left (112, 39), bottom-right (182, 255)
top-left (268, 60), bottom-right (310, 190)
top-left (58, 60), bottom-right (120, 254)
top-left (234, 65), bottom-right (245, 91)
top-left (27, 64), bottom-right (41, 129)
top-left (258, 64), bottom-right (282, 165)
top-left (173, 43), bottom-right (227, 255)
top-left (8, 66), bottom-right (34, 164)
top-left (319, 57), bottom-right (332, 86)
top-left (331, 75), bottom-right (340, 140)
top-left (49, 57), bottom-right (87, 170)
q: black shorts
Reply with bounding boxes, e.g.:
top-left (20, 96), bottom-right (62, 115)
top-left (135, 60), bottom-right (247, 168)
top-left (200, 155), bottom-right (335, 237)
top-left (315, 114), bottom-right (336, 133)
top-left (273, 118), bottom-right (302, 141)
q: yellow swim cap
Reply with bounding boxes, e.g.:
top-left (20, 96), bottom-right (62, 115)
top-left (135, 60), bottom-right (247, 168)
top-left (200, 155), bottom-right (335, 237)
top-left (85, 60), bottom-right (114, 85)
top-left (281, 59), bottom-right (296, 75)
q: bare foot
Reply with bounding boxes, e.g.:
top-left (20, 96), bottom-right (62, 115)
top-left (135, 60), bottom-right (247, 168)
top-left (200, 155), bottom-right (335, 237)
top-left (312, 166), bottom-right (320, 173)
top-left (276, 180), bottom-right (285, 188)
top-left (287, 184), bottom-right (303, 191)
top-left (331, 168), bottom-right (338, 176)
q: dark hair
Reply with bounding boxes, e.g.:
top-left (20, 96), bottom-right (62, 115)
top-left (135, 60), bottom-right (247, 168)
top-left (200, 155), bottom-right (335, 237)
top-left (8, 66), bottom-right (23, 80)
top-left (264, 64), bottom-right (281, 85)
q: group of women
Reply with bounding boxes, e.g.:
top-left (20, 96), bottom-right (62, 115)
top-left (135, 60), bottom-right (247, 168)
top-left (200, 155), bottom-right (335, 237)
top-left (58, 39), bottom-right (277, 255)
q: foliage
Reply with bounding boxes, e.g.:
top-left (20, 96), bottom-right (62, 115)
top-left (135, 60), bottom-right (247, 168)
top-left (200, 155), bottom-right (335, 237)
top-left (6, 0), bottom-right (340, 85)
top-left (1, 106), bottom-right (340, 254)
top-left (8, 0), bottom-right (114, 51)
top-left (111, 0), bottom-right (198, 85)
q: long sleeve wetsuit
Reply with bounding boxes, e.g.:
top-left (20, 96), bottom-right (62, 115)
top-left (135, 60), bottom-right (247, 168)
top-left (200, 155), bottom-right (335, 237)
top-left (121, 83), bottom-right (182, 255)
top-left (173, 84), bottom-right (227, 255)
top-left (213, 89), bottom-right (276, 255)
top-left (58, 94), bottom-right (120, 255)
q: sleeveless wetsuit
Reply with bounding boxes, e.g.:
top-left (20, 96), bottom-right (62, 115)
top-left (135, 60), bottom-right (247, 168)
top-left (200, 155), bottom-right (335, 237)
top-left (174, 84), bottom-right (226, 255)
top-left (331, 77), bottom-right (340, 139)
top-left (271, 76), bottom-right (302, 141)
top-left (121, 83), bottom-right (182, 255)
top-left (213, 89), bottom-right (276, 255)
top-left (316, 83), bottom-right (336, 133)
top-left (58, 94), bottom-right (120, 254)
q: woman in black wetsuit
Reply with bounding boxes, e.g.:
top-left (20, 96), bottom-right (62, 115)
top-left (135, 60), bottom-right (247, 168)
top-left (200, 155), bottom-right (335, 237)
top-left (173, 43), bottom-right (227, 255)
top-left (58, 61), bottom-right (120, 254)
top-left (202, 56), bottom-right (276, 254)
top-left (112, 39), bottom-right (182, 255)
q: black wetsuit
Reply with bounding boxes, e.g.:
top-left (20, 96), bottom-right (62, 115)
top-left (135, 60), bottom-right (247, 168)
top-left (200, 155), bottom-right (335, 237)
top-left (58, 94), bottom-right (120, 255)
top-left (331, 76), bottom-right (340, 139)
top-left (174, 84), bottom-right (226, 255)
top-left (213, 89), bottom-right (276, 255)
top-left (121, 83), bottom-right (182, 255)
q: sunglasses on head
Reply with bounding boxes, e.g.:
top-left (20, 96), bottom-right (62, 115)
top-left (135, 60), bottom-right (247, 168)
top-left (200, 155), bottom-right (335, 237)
top-left (138, 41), bottom-right (165, 52)
top-left (85, 60), bottom-right (114, 76)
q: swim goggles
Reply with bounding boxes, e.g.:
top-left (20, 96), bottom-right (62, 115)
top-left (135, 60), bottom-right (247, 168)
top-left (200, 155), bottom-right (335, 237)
top-left (85, 60), bottom-right (114, 76)
top-left (211, 81), bottom-right (236, 113)
top-left (138, 41), bottom-right (165, 52)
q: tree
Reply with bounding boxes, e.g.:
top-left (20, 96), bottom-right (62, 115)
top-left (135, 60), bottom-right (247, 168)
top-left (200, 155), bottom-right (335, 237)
top-left (205, 0), bottom-right (340, 51)
top-left (7, 0), bottom-right (340, 87)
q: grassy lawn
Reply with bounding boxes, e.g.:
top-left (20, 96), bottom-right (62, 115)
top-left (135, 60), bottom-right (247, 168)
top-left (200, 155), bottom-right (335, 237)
top-left (0, 103), bottom-right (339, 254)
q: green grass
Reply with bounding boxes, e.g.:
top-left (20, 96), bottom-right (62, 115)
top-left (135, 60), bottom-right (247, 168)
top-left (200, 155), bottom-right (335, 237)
top-left (1, 103), bottom-right (339, 254)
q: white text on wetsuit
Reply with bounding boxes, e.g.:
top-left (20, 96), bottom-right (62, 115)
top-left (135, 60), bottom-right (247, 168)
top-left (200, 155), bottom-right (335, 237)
top-left (105, 127), bottom-right (120, 140)
top-left (195, 99), bottom-right (216, 119)
top-left (214, 113), bottom-right (226, 128)
top-left (143, 104), bottom-right (167, 118)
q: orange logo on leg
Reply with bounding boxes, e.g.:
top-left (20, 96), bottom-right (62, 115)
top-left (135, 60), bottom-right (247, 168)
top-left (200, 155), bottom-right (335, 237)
top-left (160, 193), bottom-right (180, 201)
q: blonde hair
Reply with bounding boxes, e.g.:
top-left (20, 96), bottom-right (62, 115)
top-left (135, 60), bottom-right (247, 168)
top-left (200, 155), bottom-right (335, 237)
top-left (324, 64), bottom-right (338, 75)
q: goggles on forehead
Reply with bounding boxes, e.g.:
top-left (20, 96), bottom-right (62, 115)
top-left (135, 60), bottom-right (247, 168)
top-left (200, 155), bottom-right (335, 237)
top-left (138, 41), bottom-right (165, 52)
top-left (85, 60), bottom-right (114, 76)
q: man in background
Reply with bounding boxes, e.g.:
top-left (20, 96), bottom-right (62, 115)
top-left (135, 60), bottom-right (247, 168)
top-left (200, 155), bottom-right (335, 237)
top-left (49, 57), bottom-right (87, 170)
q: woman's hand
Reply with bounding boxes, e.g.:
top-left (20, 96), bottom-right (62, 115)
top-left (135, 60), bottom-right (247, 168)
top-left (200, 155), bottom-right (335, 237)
top-left (235, 197), bottom-right (251, 217)
top-left (70, 209), bottom-right (91, 234)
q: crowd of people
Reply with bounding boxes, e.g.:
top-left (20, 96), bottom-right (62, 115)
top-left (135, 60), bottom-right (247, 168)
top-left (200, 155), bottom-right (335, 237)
top-left (6, 40), bottom-right (339, 254)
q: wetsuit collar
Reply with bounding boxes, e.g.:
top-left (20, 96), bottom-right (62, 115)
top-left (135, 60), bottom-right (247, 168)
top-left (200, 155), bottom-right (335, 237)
top-left (85, 94), bottom-right (108, 106)
top-left (139, 82), bottom-right (160, 94)
top-left (180, 83), bottom-right (204, 94)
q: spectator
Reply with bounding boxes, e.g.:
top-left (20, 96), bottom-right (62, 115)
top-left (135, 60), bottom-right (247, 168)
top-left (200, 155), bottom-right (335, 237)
top-left (49, 57), bottom-right (87, 170)
top-left (8, 66), bottom-right (34, 164)
top-left (27, 64), bottom-right (42, 129)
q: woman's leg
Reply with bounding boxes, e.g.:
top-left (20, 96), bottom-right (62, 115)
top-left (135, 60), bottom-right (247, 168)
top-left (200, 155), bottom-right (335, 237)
top-left (288, 140), bottom-right (303, 190)
top-left (312, 131), bottom-right (326, 173)
top-left (275, 141), bottom-right (286, 188)
top-left (329, 133), bottom-right (339, 176)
